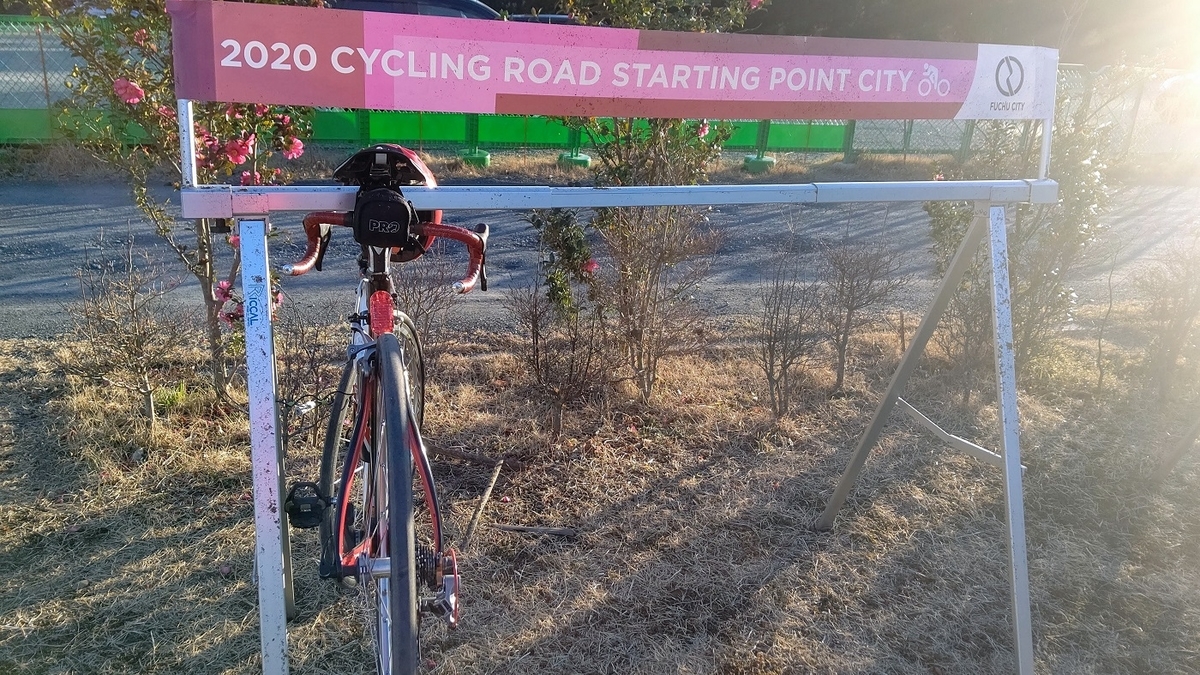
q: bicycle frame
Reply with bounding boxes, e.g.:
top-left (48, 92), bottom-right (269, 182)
top-left (329, 246), bottom-right (445, 578)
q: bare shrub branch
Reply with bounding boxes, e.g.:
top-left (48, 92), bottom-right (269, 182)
top-left (1136, 236), bottom-right (1200, 398)
top-left (391, 241), bottom-right (463, 362)
top-left (57, 237), bottom-right (186, 430)
top-left (757, 250), bottom-right (822, 417)
top-left (819, 242), bottom-right (909, 393)
top-left (594, 205), bottom-right (717, 403)
top-left (273, 299), bottom-right (345, 452)
top-left (505, 284), bottom-right (611, 438)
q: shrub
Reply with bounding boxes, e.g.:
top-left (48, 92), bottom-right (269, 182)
top-left (819, 242), bottom-right (908, 394)
top-left (925, 69), bottom-right (1118, 396)
top-left (506, 209), bottom-right (610, 436)
top-left (1136, 236), bottom-right (1200, 398)
top-left (757, 248), bottom-right (822, 416)
top-left (558, 0), bottom-right (766, 404)
top-left (41, 0), bottom-right (317, 394)
top-left (58, 237), bottom-right (186, 431)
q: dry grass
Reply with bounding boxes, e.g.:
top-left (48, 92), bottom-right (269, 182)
top-left (3, 310), bottom-right (1199, 674)
top-left (0, 142), bottom-right (118, 183)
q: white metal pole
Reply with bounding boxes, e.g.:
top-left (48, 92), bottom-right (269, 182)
top-left (987, 205), bottom-right (1036, 675)
top-left (1038, 117), bottom-right (1053, 180)
top-left (239, 218), bottom-right (290, 675)
top-left (177, 99), bottom-right (198, 189)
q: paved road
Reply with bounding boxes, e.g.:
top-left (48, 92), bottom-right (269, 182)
top-left (2, 181), bottom-right (1198, 339)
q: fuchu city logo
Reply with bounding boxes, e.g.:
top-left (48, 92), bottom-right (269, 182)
top-left (996, 56), bottom-right (1025, 97)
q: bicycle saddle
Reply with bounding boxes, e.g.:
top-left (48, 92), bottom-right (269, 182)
top-left (332, 143), bottom-right (438, 189)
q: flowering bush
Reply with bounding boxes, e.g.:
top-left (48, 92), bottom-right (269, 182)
top-left (41, 0), bottom-right (319, 394)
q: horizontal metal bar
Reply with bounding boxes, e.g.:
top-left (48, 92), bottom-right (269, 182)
top-left (895, 398), bottom-right (1025, 474)
top-left (813, 179), bottom-right (1056, 204)
top-left (179, 179), bottom-right (1059, 218)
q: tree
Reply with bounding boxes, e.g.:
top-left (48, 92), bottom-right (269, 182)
top-left (41, 0), bottom-right (316, 395)
top-left (558, 0), bottom-right (765, 403)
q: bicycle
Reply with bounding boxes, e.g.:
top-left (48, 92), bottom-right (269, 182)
top-left (280, 144), bottom-right (488, 674)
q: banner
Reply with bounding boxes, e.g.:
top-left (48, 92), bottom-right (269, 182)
top-left (167, 0), bottom-right (1058, 120)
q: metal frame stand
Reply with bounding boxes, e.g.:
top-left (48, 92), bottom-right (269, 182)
top-left (173, 100), bottom-right (1054, 674)
top-left (816, 203), bottom-right (1035, 675)
top-left (239, 218), bottom-right (295, 673)
top-left (225, 195), bottom-right (1045, 675)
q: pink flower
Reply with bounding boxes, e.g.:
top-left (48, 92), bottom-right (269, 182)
top-left (214, 280), bottom-right (233, 302)
top-left (225, 135), bottom-right (254, 165)
top-left (748, 0), bottom-right (763, 9)
top-left (274, 291), bottom-right (285, 308)
top-left (283, 137), bottom-right (304, 160)
top-left (255, 104), bottom-right (270, 116)
top-left (224, 103), bottom-right (243, 119)
top-left (157, 105), bottom-right (175, 119)
top-left (934, 172), bottom-right (945, 181)
top-left (113, 78), bottom-right (145, 105)
top-left (132, 28), bottom-right (148, 46)
top-left (276, 114), bottom-right (291, 126)
top-left (228, 235), bottom-right (241, 248)
top-left (240, 170), bottom-right (261, 186)
top-left (697, 119), bottom-right (710, 138)
top-left (583, 258), bottom-right (600, 276)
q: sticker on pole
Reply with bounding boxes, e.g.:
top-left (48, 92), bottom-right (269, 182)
top-left (167, 0), bottom-right (1057, 120)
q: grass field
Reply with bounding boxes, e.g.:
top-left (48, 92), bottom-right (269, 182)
top-left (1, 297), bottom-right (1198, 673)
top-left (1, 141), bottom-right (1197, 673)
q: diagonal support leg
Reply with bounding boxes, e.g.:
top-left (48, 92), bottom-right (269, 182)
top-left (987, 205), bottom-right (1035, 675)
top-left (816, 201), bottom-right (991, 530)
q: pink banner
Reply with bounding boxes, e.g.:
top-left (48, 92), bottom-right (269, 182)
top-left (167, 0), bottom-right (1058, 120)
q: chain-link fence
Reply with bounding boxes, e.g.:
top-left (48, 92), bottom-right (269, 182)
top-left (3, 14), bottom-right (1197, 162)
top-left (1, 16), bottom-right (80, 142)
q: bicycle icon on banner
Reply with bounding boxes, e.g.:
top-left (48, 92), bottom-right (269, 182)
top-left (918, 64), bottom-right (951, 97)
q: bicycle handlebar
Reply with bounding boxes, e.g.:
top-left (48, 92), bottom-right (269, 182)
top-left (283, 211), bottom-right (489, 294)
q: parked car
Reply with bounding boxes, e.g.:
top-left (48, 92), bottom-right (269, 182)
top-left (326, 0), bottom-right (573, 23)
top-left (328, 0), bottom-right (498, 19)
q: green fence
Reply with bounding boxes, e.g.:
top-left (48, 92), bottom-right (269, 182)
top-left (310, 110), bottom-right (848, 154)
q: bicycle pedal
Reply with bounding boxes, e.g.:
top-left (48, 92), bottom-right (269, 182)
top-left (284, 481), bottom-right (329, 529)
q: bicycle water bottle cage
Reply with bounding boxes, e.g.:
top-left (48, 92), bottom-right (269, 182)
top-left (284, 481), bottom-right (329, 530)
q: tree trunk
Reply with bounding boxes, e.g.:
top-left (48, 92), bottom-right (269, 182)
top-left (195, 219), bottom-right (232, 396)
top-left (140, 377), bottom-right (156, 432)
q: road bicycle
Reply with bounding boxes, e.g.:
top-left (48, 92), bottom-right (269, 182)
top-left (281, 144), bottom-right (488, 674)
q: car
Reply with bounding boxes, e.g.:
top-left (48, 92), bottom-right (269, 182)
top-left (327, 0), bottom-right (501, 19)
top-left (326, 0), bottom-right (573, 23)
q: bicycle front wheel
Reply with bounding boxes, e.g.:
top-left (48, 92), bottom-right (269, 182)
top-left (376, 331), bottom-right (420, 673)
